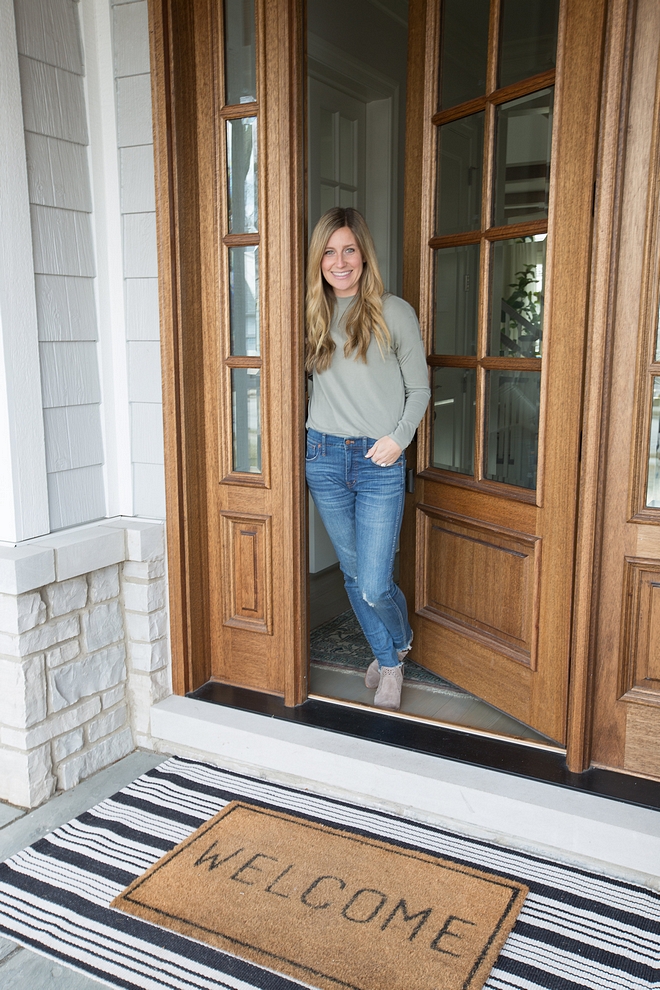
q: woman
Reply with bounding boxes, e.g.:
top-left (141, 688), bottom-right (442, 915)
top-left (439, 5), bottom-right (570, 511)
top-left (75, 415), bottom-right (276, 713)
top-left (306, 208), bottom-right (430, 711)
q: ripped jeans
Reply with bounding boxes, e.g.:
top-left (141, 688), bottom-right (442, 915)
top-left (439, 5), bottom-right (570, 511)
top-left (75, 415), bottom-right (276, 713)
top-left (305, 429), bottom-right (413, 668)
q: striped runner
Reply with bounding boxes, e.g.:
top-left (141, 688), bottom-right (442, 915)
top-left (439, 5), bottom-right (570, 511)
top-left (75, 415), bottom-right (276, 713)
top-left (0, 756), bottom-right (657, 990)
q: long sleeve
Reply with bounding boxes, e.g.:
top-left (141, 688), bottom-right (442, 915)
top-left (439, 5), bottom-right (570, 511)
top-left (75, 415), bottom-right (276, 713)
top-left (385, 296), bottom-right (431, 450)
top-left (307, 293), bottom-right (431, 449)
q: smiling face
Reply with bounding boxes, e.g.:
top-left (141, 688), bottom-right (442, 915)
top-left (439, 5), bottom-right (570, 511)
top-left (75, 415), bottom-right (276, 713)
top-left (320, 226), bottom-right (364, 297)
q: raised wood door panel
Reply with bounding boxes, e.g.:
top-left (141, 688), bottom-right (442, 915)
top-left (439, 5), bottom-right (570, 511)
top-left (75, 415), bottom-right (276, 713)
top-left (150, 0), bottom-right (307, 703)
top-left (400, 0), bottom-right (607, 743)
top-left (590, 0), bottom-right (660, 779)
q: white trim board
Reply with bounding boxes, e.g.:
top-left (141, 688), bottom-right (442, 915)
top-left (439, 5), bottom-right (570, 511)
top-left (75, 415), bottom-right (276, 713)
top-left (0, 0), bottom-right (49, 542)
top-left (80, 0), bottom-right (132, 518)
top-left (150, 694), bottom-right (660, 891)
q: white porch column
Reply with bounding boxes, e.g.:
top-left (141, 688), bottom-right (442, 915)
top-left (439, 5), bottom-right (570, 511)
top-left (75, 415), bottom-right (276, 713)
top-left (0, 0), bottom-right (49, 542)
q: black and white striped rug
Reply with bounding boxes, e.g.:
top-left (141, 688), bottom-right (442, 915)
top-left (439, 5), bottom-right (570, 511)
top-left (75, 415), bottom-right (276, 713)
top-left (0, 756), bottom-right (657, 990)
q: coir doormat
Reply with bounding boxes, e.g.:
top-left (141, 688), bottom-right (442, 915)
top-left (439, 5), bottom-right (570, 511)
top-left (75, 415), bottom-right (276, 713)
top-left (0, 756), bottom-right (658, 990)
top-left (112, 800), bottom-right (527, 990)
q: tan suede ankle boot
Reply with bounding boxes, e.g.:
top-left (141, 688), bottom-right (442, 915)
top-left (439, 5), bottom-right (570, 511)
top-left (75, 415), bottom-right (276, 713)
top-left (364, 659), bottom-right (380, 689)
top-left (374, 665), bottom-right (403, 710)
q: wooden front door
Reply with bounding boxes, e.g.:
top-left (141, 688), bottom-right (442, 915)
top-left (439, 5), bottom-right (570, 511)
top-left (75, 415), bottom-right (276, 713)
top-left (399, 0), bottom-right (607, 744)
top-left (150, 0), bottom-right (308, 706)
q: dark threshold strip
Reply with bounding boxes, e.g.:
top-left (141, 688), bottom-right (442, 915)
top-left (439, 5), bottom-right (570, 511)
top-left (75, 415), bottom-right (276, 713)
top-left (188, 683), bottom-right (660, 813)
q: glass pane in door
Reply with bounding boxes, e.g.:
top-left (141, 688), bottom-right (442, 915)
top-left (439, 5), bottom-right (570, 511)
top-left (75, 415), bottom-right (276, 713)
top-left (432, 367), bottom-right (476, 474)
top-left (435, 243), bottom-right (480, 355)
top-left (437, 112), bottom-right (484, 235)
top-left (485, 369), bottom-right (540, 488)
top-left (224, 0), bottom-right (256, 105)
top-left (229, 246), bottom-right (259, 356)
top-left (490, 235), bottom-right (546, 357)
top-left (439, 0), bottom-right (490, 110)
top-left (647, 378), bottom-right (660, 506)
top-left (499, 0), bottom-right (560, 88)
top-left (493, 88), bottom-right (553, 227)
top-left (232, 368), bottom-right (261, 473)
top-left (227, 117), bottom-right (258, 233)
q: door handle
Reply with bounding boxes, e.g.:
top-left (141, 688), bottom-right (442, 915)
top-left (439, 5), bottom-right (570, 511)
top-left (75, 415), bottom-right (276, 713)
top-left (406, 469), bottom-right (415, 494)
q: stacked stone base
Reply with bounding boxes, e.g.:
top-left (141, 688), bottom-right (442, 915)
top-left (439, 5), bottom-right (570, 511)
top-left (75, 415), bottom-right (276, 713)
top-left (0, 518), bottom-right (170, 807)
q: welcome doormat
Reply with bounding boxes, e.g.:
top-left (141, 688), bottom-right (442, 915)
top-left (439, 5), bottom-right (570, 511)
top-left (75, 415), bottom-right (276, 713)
top-left (112, 801), bottom-right (527, 990)
top-left (0, 756), bottom-right (658, 990)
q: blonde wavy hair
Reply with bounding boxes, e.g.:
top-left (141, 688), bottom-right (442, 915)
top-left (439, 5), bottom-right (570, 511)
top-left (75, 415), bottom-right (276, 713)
top-left (305, 208), bottom-right (391, 374)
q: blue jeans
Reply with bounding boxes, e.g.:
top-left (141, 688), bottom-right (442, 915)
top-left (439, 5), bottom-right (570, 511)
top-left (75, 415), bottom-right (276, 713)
top-left (306, 429), bottom-right (412, 668)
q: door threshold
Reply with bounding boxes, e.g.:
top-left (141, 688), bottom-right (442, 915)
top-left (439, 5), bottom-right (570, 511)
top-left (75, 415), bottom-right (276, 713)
top-left (188, 681), bottom-right (660, 811)
top-left (309, 662), bottom-right (557, 747)
top-left (306, 691), bottom-right (564, 754)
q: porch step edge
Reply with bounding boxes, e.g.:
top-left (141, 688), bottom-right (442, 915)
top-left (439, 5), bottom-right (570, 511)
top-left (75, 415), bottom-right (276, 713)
top-left (149, 694), bottom-right (660, 890)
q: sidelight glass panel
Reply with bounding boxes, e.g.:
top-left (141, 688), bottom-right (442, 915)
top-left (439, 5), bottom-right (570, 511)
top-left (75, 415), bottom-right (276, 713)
top-left (485, 369), bottom-right (540, 489)
top-left (227, 117), bottom-right (258, 233)
top-left (656, 301), bottom-right (660, 362)
top-left (490, 235), bottom-right (546, 357)
top-left (499, 0), bottom-right (560, 89)
top-left (439, 0), bottom-right (490, 110)
top-left (436, 112), bottom-right (484, 235)
top-left (229, 246), bottom-right (259, 356)
top-left (493, 88), bottom-right (553, 227)
top-left (435, 244), bottom-right (480, 355)
top-left (232, 368), bottom-right (261, 473)
top-left (224, 0), bottom-right (256, 105)
top-left (432, 367), bottom-right (476, 474)
top-left (647, 378), bottom-right (660, 506)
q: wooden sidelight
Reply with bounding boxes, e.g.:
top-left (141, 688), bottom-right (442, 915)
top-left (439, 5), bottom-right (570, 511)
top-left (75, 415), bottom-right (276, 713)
top-left (399, 0), bottom-right (608, 745)
top-left (148, 0), bottom-right (307, 704)
top-left (585, 0), bottom-right (660, 778)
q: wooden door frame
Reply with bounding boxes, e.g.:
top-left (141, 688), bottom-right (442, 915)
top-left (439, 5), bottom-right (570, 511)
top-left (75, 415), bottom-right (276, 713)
top-left (566, 0), bottom-right (637, 771)
top-left (147, 0), bottom-right (643, 773)
top-left (147, 0), bottom-right (307, 704)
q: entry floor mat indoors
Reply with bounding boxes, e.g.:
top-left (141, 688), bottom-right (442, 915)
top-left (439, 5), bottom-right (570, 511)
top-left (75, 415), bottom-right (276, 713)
top-left (0, 755), bottom-right (658, 990)
top-left (310, 609), bottom-right (464, 690)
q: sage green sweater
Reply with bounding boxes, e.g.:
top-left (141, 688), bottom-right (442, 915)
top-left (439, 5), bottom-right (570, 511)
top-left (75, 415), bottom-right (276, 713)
top-left (307, 294), bottom-right (431, 450)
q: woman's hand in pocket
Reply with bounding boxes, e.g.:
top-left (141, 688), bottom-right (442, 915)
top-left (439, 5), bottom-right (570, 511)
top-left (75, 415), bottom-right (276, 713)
top-left (365, 436), bottom-right (402, 467)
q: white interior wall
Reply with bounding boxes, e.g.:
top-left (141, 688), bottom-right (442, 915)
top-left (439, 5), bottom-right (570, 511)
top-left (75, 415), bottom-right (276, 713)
top-left (110, 0), bottom-right (164, 520)
top-left (14, 0), bottom-right (107, 532)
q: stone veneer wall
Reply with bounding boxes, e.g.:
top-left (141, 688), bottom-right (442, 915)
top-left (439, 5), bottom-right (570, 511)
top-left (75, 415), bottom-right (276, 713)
top-left (0, 518), bottom-right (170, 807)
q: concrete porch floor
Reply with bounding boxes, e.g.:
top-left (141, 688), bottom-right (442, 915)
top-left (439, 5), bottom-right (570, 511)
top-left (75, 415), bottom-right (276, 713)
top-left (0, 751), bottom-right (165, 989)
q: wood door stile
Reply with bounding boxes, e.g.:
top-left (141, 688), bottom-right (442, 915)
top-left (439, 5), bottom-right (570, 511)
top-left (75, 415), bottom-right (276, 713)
top-left (528, 0), bottom-right (607, 740)
top-left (567, 0), bottom-right (635, 771)
top-left (148, 0), bottom-right (212, 695)
top-left (149, 0), bottom-right (307, 703)
top-left (590, 0), bottom-right (660, 774)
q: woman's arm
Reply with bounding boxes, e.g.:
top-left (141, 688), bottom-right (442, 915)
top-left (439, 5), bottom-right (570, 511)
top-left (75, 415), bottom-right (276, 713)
top-left (385, 298), bottom-right (431, 452)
